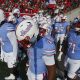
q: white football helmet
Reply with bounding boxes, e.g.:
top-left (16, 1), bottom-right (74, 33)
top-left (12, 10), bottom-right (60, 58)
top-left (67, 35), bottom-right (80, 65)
top-left (38, 16), bottom-right (47, 25)
top-left (39, 23), bottom-right (48, 29)
top-left (39, 23), bottom-right (51, 36)
top-left (16, 19), bottom-right (38, 41)
top-left (0, 9), bottom-right (5, 24)
top-left (7, 14), bottom-right (17, 23)
top-left (12, 8), bottom-right (20, 17)
top-left (61, 16), bottom-right (67, 20)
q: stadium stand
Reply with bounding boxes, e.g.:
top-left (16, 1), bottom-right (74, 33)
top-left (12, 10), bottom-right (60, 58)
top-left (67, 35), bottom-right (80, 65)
top-left (0, 0), bottom-right (80, 17)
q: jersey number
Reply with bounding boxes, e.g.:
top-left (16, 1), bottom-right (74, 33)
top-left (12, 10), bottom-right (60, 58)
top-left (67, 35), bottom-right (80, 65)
top-left (69, 42), bottom-right (76, 53)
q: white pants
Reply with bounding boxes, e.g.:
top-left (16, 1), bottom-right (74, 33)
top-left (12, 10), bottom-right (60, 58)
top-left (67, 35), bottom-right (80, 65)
top-left (64, 57), bottom-right (80, 79)
top-left (1, 50), bottom-right (17, 68)
top-left (55, 34), bottom-right (65, 44)
top-left (55, 34), bottom-right (65, 51)
top-left (27, 68), bottom-right (46, 80)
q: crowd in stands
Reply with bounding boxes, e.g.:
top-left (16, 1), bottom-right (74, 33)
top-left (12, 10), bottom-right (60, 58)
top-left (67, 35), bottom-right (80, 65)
top-left (0, 0), bottom-right (80, 15)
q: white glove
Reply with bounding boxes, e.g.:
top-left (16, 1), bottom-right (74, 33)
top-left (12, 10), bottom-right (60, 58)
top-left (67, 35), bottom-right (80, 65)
top-left (57, 51), bottom-right (63, 61)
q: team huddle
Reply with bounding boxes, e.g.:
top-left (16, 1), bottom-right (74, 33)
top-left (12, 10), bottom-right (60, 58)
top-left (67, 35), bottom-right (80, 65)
top-left (0, 8), bottom-right (80, 80)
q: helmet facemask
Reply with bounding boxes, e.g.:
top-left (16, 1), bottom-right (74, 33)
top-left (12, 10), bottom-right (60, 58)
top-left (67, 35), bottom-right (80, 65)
top-left (38, 23), bottom-right (50, 37)
top-left (12, 8), bottom-right (20, 18)
top-left (39, 27), bottom-right (47, 37)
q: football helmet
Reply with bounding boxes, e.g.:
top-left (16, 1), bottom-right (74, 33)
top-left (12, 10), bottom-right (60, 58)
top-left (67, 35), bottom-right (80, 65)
top-left (12, 8), bottom-right (20, 17)
top-left (0, 9), bottom-right (5, 24)
top-left (73, 17), bottom-right (79, 23)
top-left (62, 16), bottom-right (67, 20)
top-left (16, 19), bottom-right (38, 48)
top-left (39, 23), bottom-right (50, 36)
top-left (74, 21), bottom-right (80, 31)
top-left (16, 19), bottom-right (38, 41)
top-left (38, 16), bottom-right (47, 25)
top-left (7, 14), bottom-right (17, 23)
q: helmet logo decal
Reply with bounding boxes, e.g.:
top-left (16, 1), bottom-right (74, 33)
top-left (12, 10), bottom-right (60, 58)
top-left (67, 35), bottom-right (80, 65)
top-left (20, 22), bottom-right (32, 36)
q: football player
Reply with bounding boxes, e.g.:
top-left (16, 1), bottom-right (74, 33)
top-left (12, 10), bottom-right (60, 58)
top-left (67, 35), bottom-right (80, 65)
top-left (0, 9), bottom-right (18, 80)
top-left (16, 18), bottom-right (56, 80)
top-left (7, 13), bottom-right (18, 28)
top-left (64, 20), bottom-right (80, 80)
top-left (12, 8), bottom-right (23, 24)
top-left (54, 16), bottom-right (70, 61)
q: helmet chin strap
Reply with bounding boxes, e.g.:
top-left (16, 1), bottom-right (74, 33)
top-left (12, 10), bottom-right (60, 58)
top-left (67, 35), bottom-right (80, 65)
top-left (40, 29), bottom-right (50, 36)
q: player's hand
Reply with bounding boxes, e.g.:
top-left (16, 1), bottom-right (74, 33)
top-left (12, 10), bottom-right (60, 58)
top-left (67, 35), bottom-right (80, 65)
top-left (18, 39), bottom-right (31, 49)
